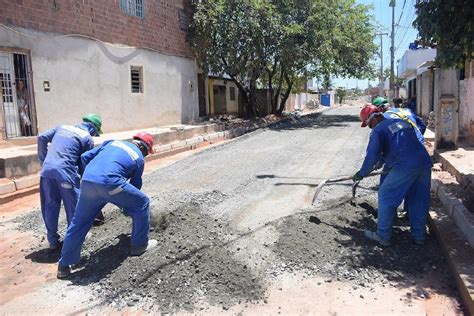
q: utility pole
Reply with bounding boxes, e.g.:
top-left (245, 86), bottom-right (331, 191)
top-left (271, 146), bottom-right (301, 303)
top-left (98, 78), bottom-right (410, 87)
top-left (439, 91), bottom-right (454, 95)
top-left (375, 32), bottom-right (388, 96)
top-left (390, 0), bottom-right (396, 99)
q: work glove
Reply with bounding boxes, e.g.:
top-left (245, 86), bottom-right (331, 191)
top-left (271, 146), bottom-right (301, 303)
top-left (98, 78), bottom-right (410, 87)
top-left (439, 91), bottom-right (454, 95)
top-left (352, 171), bottom-right (363, 182)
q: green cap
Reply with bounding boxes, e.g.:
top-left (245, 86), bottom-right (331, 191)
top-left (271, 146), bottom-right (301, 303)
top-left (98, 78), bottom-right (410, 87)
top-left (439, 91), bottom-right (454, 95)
top-left (372, 97), bottom-right (388, 107)
top-left (82, 113), bottom-right (103, 134)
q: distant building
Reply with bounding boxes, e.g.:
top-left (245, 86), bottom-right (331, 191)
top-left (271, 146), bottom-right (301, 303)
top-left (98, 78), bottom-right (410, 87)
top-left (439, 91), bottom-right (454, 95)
top-left (397, 48), bottom-right (437, 101)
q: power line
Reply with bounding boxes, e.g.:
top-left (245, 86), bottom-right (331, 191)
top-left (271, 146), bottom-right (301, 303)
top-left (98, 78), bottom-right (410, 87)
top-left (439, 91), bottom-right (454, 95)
top-left (396, 0), bottom-right (407, 25)
top-left (395, 9), bottom-right (416, 53)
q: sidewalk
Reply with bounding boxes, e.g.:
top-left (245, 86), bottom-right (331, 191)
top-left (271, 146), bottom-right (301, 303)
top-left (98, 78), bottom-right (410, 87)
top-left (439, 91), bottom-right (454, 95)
top-left (429, 145), bottom-right (474, 314)
top-left (0, 122), bottom-right (230, 200)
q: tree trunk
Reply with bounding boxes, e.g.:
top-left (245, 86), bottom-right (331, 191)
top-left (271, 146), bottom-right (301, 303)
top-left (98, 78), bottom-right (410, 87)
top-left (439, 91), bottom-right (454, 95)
top-left (267, 60), bottom-right (279, 114)
top-left (248, 79), bottom-right (259, 117)
top-left (277, 76), bottom-right (293, 115)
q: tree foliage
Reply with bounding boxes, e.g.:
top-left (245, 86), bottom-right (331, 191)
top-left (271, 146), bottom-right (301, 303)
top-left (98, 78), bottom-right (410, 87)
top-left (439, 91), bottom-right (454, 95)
top-left (413, 0), bottom-right (474, 68)
top-left (335, 87), bottom-right (348, 104)
top-left (190, 0), bottom-right (377, 117)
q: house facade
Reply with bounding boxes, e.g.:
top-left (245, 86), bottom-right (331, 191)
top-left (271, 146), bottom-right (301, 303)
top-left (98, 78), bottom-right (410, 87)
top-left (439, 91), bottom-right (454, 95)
top-left (0, 0), bottom-right (200, 140)
top-left (397, 47), bottom-right (437, 103)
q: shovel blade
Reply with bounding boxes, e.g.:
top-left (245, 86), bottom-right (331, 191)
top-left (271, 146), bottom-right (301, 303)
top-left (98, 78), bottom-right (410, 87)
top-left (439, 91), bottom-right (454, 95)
top-left (311, 179), bottom-right (328, 205)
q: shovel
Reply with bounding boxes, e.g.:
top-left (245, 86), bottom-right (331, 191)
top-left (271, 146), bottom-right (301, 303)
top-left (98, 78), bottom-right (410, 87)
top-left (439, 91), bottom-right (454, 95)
top-left (311, 171), bottom-right (381, 205)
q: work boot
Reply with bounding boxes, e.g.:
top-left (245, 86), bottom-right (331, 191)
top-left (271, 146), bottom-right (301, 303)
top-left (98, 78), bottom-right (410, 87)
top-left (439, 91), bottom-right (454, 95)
top-left (49, 241), bottom-right (63, 251)
top-left (57, 264), bottom-right (71, 279)
top-left (130, 239), bottom-right (158, 256)
top-left (364, 230), bottom-right (391, 246)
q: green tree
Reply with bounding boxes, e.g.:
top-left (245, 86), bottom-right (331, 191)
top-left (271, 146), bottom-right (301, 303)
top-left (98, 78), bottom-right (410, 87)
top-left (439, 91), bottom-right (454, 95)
top-left (266, 0), bottom-right (376, 114)
top-left (190, 0), bottom-right (276, 117)
top-left (413, 0), bottom-right (474, 68)
top-left (190, 0), bottom-right (377, 117)
top-left (336, 87), bottom-right (348, 104)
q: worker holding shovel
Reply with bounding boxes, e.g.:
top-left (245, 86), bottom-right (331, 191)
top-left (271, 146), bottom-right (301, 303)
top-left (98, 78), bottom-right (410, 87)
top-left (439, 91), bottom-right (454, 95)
top-left (353, 106), bottom-right (432, 246)
top-left (57, 132), bottom-right (157, 278)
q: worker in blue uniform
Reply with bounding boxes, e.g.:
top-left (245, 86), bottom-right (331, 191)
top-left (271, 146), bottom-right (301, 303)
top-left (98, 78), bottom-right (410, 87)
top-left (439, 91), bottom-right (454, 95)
top-left (57, 132), bottom-right (157, 278)
top-left (353, 106), bottom-right (432, 246)
top-left (378, 106), bottom-right (427, 184)
top-left (38, 114), bottom-right (103, 250)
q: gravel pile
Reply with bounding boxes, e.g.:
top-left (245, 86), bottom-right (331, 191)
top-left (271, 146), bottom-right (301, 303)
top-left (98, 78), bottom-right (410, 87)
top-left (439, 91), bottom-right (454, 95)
top-left (272, 190), bottom-right (453, 291)
top-left (69, 198), bottom-right (265, 313)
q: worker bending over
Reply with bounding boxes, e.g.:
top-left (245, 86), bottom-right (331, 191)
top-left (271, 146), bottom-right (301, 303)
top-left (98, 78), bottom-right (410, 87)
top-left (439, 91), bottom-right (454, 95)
top-left (57, 132), bottom-right (157, 278)
top-left (353, 106), bottom-right (432, 246)
top-left (38, 114), bottom-right (102, 250)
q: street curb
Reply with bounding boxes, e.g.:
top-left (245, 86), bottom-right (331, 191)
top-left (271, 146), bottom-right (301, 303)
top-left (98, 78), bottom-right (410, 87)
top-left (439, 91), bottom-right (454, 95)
top-left (428, 210), bottom-right (474, 315)
top-left (431, 173), bottom-right (474, 248)
top-left (0, 178), bottom-right (16, 195)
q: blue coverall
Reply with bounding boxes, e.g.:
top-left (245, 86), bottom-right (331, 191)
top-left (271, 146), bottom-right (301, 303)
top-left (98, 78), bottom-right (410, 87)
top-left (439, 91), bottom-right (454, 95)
top-left (359, 118), bottom-right (432, 242)
top-left (379, 108), bottom-right (426, 184)
top-left (59, 140), bottom-right (149, 266)
top-left (38, 123), bottom-right (96, 247)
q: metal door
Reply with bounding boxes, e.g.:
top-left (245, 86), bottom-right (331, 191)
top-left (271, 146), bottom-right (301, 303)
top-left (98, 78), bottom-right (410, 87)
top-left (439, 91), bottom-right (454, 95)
top-left (0, 52), bottom-right (21, 138)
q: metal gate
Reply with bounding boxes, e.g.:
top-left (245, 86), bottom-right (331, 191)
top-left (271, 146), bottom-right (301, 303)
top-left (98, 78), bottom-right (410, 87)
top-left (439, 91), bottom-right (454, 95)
top-left (0, 51), bottom-right (36, 138)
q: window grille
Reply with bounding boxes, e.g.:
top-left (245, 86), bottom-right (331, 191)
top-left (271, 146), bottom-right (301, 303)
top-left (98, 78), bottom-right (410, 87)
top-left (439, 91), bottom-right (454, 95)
top-left (119, 0), bottom-right (144, 18)
top-left (130, 66), bottom-right (143, 93)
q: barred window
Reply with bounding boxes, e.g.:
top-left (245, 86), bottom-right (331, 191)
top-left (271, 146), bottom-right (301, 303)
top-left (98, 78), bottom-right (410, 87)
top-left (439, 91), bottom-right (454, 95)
top-left (120, 0), bottom-right (144, 19)
top-left (130, 66), bottom-right (143, 93)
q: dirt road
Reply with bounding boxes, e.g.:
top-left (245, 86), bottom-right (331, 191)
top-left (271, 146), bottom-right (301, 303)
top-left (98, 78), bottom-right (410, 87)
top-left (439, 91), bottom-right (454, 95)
top-left (0, 106), bottom-right (465, 315)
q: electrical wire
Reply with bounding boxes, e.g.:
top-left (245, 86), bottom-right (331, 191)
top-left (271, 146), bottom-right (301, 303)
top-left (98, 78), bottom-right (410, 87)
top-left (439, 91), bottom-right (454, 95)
top-left (396, 0), bottom-right (407, 25)
top-left (394, 9), bottom-right (416, 53)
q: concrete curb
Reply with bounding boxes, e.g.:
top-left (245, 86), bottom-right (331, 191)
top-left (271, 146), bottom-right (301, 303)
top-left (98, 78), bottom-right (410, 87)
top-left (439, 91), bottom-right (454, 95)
top-left (431, 173), bottom-right (474, 248)
top-left (435, 151), bottom-right (474, 189)
top-left (0, 178), bottom-right (16, 195)
top-left (428, 210), bottom-right (474, 315)
top-left (0, 123), bottom-right (224, 179)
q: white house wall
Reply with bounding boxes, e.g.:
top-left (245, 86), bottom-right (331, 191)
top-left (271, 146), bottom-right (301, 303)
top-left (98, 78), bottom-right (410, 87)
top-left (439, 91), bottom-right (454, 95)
top-left (0, 27), bottom-right (199, 133)
top-left (212, 79), bottom-right (238, 114)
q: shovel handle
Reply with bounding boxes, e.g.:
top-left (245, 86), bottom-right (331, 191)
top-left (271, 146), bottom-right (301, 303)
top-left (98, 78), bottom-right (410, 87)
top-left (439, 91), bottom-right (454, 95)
top-left (327, 171), bottom-right (382, 183)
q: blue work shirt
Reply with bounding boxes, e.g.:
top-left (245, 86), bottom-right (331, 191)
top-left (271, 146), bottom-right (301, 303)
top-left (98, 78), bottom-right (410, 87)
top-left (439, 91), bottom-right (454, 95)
top-left (383, 108), bottom-right (426, 143)
top-left (38, 123), bottom-right (95, 185)
top-left (359, 118), bottom-right (432, 177)
top-left (81, 140), bottom-right (145, 190)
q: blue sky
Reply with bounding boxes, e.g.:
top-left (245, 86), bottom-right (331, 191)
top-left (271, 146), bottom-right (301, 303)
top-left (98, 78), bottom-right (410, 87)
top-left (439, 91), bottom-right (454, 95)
top-left (332, 0), bottom-right (419, 89)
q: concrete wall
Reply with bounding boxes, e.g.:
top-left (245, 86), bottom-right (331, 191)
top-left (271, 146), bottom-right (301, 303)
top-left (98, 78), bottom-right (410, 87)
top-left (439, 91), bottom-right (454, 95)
top-left (0, 27), bottom-right (199, 133)
top-left (460, 77), bottom-right (474, 145)
top-left (418, 70), bottom-right (433, 118)
top-left (434, 68), bottom-right (460, 149)
top-left (211, 79), bottom-right (239, 114)
top-left (398, 48), bottom-right (437, 78)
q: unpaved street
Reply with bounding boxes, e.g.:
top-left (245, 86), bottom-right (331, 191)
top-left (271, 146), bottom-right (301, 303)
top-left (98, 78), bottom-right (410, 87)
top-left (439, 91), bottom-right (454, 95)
top-left (0, 106), bottom-right (464, 315)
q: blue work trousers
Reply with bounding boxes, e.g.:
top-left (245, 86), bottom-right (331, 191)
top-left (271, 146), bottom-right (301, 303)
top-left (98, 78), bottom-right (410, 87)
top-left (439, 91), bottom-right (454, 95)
top-left (59, 180), bottom-right (150, 266)
top-left (40, 177), bottom-right (79, 246)
top-left (380, 165), bottom-right (409, 212)
top-left (377, 167), bottom-right (431, 241)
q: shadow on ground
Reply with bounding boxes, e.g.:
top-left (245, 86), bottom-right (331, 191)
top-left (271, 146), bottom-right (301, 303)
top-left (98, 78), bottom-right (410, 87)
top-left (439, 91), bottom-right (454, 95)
top-left (25, 247), bottom-right (61, 264)
top-left (268, 113), bottom-right (361, 132)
